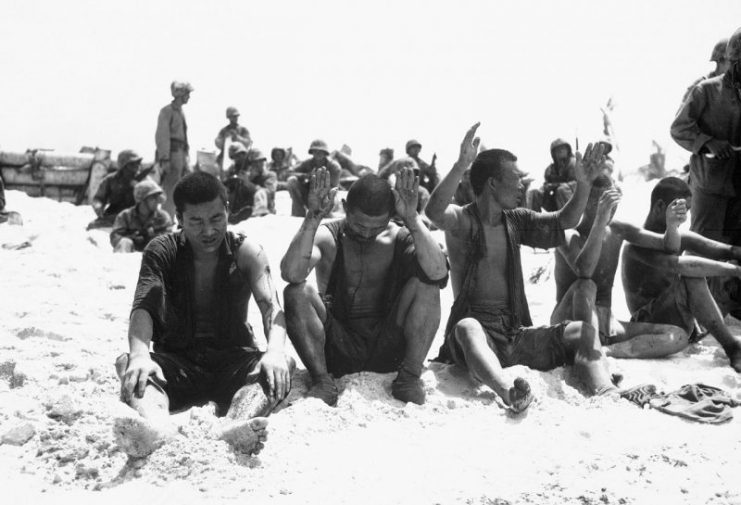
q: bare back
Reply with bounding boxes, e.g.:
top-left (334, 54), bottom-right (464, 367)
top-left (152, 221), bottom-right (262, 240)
top-left (621, 244), bottom-right (675, 313)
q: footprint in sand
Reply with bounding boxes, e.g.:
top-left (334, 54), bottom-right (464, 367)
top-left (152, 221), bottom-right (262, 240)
top-left (113, 415), bottom-right (171, 458)
top-left (218, 417), bottom-right (269, 456)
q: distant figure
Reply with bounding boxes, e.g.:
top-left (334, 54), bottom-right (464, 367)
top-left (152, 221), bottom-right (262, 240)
top-left (87, 150), bottom-right (141, 229)
top-left (621, 177), bottom-right (741, 372)
top-left (681, 38), bottom-right (731, 104)
top-left (637, 141), bottom-right (667, 181)
top-left (0, 176), bottom-right (22, 225)
top-left (404, 139), bottom-right (439, 193)
top-left (525, 138), bottom-right (577, 212)
top-left (110, 180), bottom-right (172, 253)
top-left (155, 80), bottom-right (193, 218)
top-left (225, 148), bottom-right (277, 223)
top-left (378, 148), bottom-right (394, 173)
top-left (378, 157), bottom-right (431, 213)
top-left (214, 106), bottom-right (252, 166)
top-left (331, 144), bottom-right (373, 186)
top-left (286, 140), bottom-right (342, 217)
top-left (113, 172), bottom-right (294, 458)
top-left (671, 27), bottom-right (741, 243)
top-left (281, 169), bottom-right (449, 406)
top-left (268, 147), bottom-right (293, 190)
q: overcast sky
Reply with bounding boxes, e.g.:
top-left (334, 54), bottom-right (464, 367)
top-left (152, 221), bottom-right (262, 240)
top-left (1, 0), bottom-right (739, 176)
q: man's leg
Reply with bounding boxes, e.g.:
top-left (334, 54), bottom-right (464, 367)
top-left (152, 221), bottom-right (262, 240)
top-left (684, 276), bottom-right (741, 372)
top-left (160, 149), bottom-right (187, 219)
top-left (286, 176), bottom-right (307, 217)
top-left (451, 318), bottom-right (533, 413)
top-left (113, 353), bottom-right (175, 458)
top-left (604, 321), bottom-right (689, 359)
top-left (113, 237), bottom-right (135, 253)
top-left (283, 282), bottom-right (338, 405)
top-left (690, 187), bottom-right (728, 242)
top-left (389, 277), bottom-right (439, 404)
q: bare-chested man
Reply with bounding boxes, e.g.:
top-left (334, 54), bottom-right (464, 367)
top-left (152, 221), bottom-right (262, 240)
top-left (114, 172), bottom-right (294, 457)
top-left (552, 175), bottom-right (693, 359)
top-left (621, 177), bottom-right (741, 372)
top-left (426, 123), bottom-right (616, 413)
top-left (281, 168), bottom-right (448, 406)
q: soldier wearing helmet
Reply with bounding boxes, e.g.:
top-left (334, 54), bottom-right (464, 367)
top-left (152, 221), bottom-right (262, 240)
top-left (87, 149), bottom-right (144, 229)
top-left (681, 38), bottom-right (731, 103)
top-left (110, 180), bottom-right (172, 253)
top-left (286, 139), bottom-right (342, 217)
top-left (155, 80), bottom-right (194, 218)
top-left (225, 148), bottom-right (278, 223)
top-left (214, 106), bottom-right (252, 166)
top-left (672, 27), bottom-right (741, 246)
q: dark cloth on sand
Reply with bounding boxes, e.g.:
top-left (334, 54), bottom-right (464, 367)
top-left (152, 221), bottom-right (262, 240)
top-left (436, 203), bottom-right (566, 366)
top-left (321, 219), bottom-right (448, 377)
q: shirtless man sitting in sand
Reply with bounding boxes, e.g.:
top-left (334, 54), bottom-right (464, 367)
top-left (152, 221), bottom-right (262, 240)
top-left (621, 177), bottom-right (741, 372)
top-left (426, 123), bottom-right (617, 413)
top-left (551, 175), bottom-right (693, 359)
top-left (281, 168), bottom-right (449, 406)
top-left (114, 172), bottom-right (294, 457)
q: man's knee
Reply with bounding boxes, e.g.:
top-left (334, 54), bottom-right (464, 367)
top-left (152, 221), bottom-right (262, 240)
top-left (283, 282), bottom-right (316, 309)
top-left (452, 318), bottom-right (487, 349)
top-left (113, 238), bottom-right (135, 253)
top-left (398, 277), bottom-right (441, 322)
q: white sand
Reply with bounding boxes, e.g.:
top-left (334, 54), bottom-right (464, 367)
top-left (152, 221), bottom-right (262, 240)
top-left (1, 187), bottom-right (740, 505)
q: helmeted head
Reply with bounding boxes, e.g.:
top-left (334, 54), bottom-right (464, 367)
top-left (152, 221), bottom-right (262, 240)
top-left (405, 139), bottom-right (422, 158)
top-left (726, 27), bottom-right (741, 86)
top-left (270, 147), bottom-right (286, 163)
top-left (116, 149), bottom-right (142, 178)
top-left (170, 81), bottom-right (194, 101)
top-left (228, 143), bottom-right (248, 160)
top-left (379, 148), bottom-right (394, 166)
top-left (308, 139), bottom-right (330, 160)
top-left (470, 148), bottom-right (524, 209)
top-left (711, 38), bottom-right (729, 62)
top-left (173, 172), bottom-right (228, 254)
top-left (245, 148), bottom-right (267, 173)
top-left (342, 174), bottom-right (395, 242)
top-left (133, 179), bottom-right (165, 211)
top-left (226, 106), bottom-right (240, 125)
top-left (550, 138), bottom-right (573, 168)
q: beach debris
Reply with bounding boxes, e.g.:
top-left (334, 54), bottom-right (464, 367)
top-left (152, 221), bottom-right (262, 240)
top-left (1, 422), bottom-right (36, 445)
top-left (45, 394), bottom-right (81, 424)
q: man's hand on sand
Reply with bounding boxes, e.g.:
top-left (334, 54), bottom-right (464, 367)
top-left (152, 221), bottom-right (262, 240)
top-left (666, 198), bottom-right (688, 229)
top-left (257, 349), bottom-right (291, 401)
top-left (121, 354), bottom-right (166, 401)
top-left (392, 167), bottom-right (420, 224)
top-left (307, 167), bottom-right (337, 218)
top-left (596, 189), bottom-right (621, 224)
top-left (458, 122), bottom-right (481, 168)
top-left (574, 142), bottom-right (607, 184)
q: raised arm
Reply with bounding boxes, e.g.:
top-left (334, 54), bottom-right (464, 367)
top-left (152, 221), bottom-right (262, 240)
top-left (627, 246), bottom-right (741, 279)
top-left (280, 168), bottom-right (336, 283)
top-left (556, 142), bottom-right (606, 229)
top-left (393, 167), bottom-right (448, 280)
top-left (611, 198), bottom-right (687, 253)
top-left (239, 240), bottom-right (290, 400)
top-left (561, 188), bottom-right (620, 277)
top-left (426, 122), bottom-right (480, 230)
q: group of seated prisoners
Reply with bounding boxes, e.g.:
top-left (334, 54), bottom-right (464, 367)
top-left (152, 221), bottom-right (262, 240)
top-left (112, 122), bottom-right (741, 459)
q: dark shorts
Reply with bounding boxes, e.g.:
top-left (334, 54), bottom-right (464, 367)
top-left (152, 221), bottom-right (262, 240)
top-left (446, 309), bottom-right (571, 371)
top-left (147, 346), bottom-right (263, 414)
top-left (630, 276), bottom-right (695, 337)
top-left (323, 308), bottom-right (405, 378)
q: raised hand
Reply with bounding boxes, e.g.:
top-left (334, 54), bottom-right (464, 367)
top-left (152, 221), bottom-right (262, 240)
top-left (392, 166), bottom-right (420, 224)
top-left (666, 198), bottom-right (688, 229)
top-left (458, 122), bottom-right (481, 168)
top-left (574, 142), bottom-right (607, 184)
top-left (595, 188), bottom-right (621, 223)
top-left (306, 167), bottom-right (337, 218)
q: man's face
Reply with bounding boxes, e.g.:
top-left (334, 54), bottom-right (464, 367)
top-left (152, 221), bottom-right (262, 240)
top-left (122, 161), bottom-right (140, 179)
top-left (343, 207), bottom-right (391, 242)
top-left (490, 160), bottom-right (525, 209)
top-left (181, 92), bottom-right (191, 104)
top-left (142, 193), bottom-right (162, 213)
top-left (250, 159), bottom-right (266, 177)
top-left (178, 197), bottom-right (227, 255)
top-left (312, 150), bottom-right (328, 162)
top-left (553, 146), bottom-right (571, 168)
top-left (228, 113), bottom-right (239, 126)
top-left (407, 145), bottom-right (421, 158)
top-left (272, 151), bottom-right (285, 163)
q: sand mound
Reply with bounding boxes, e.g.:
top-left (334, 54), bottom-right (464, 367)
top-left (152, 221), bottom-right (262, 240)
top-left (1, 188), bottom-right (740, 504)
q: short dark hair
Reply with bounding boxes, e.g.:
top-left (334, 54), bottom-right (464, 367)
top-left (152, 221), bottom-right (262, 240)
top-left (173, 172), bottom-right (228, 214)
top-left (470, 149), bottom-right (518, 196)
top-left (346, 174), bottom-right (395, 216)
top-left (650, 176), bottom-right (691, 208)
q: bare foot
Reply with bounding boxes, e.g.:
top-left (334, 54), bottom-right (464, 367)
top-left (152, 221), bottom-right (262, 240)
top-left (508, 377), bottom-right (533, 413)
top-left (113, 414), bottom-right (172, 458)
top-left (218, 417), bottom-right (269, 455)
top-left (307, 375), bottom-right (339, 406)
top-left (391, 369), bottom-right (426, 405)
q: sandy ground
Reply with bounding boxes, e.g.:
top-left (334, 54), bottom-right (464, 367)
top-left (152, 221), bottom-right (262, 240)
top-left (1, 186), bottom-right (741, 505)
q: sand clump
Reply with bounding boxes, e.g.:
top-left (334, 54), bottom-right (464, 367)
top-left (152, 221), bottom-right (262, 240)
top-left (0, 189), bottom-right (740, 504)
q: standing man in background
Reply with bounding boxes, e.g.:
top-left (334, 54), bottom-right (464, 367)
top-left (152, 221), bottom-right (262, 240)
top-left (215, 106), bottom-right (252, 166)
top-left (155, 81), bottom-right (193, 218)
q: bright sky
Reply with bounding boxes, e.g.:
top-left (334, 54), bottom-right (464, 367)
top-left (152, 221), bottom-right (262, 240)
top-left (1, 0), bottom-right (739, 177)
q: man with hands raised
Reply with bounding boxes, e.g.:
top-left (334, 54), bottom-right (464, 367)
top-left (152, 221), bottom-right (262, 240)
top-left (281, 167), bottom-right (449, 406)
top-left (426, 123), bottom-right (618, 413)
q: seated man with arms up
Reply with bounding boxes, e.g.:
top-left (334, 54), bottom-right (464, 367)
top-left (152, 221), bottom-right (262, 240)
top-left (114, 172), bottom-right (294, 457)
top-left (281, 168), bottom-right (448, 406)
top-left (426, 123), bottom-right (617, 414)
